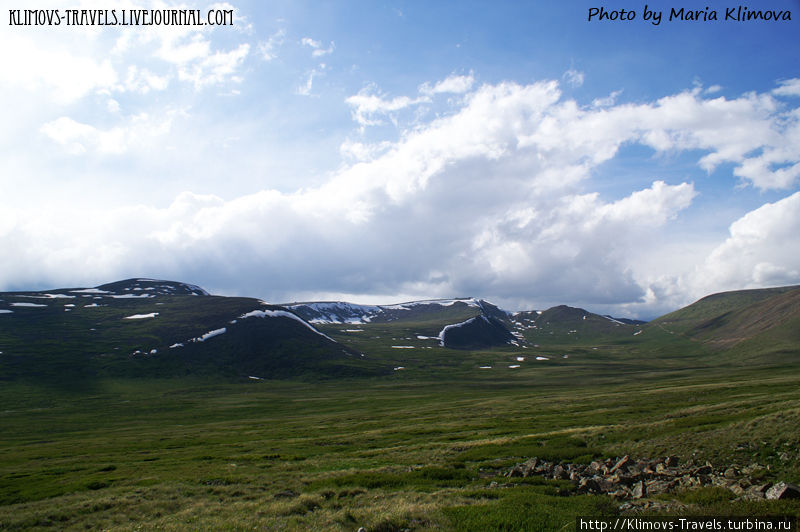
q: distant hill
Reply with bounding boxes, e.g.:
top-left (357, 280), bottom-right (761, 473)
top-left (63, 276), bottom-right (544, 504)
top-left (649, 285), bottom-right (800, 355)
top-left (0, 279), bottom-right (383, 383)
top-left (510, 305), bottom-right (643, 345)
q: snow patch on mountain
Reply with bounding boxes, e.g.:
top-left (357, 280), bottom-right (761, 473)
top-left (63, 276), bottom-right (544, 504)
top-left (191, 327), bottom-right (227, 342)
top-left (238, 309), bottom-right (335, 342)
top-left (70, 288), bottom-right (111, 294)
top-left (123, 312), bottom-right (159, 320)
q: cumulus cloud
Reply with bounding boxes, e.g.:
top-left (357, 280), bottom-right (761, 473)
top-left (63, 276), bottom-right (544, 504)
top-left (4, 74), bottom-right (800, 316)
top-left (0, 31), bottom-right (117, 104)
top-left (692, 192), bottom-right (800, 292)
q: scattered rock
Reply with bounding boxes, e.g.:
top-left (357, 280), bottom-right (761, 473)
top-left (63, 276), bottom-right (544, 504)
top-left (504, 455), bottom-right (788, 502)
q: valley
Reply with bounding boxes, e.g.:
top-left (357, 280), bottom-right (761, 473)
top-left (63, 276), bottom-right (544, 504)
top-left (1, 280), bottom-right (799, 530)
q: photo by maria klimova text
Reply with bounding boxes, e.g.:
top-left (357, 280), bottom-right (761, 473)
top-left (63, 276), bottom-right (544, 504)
top-left (7, 8), bottom-right (234, 27)
top-left (587, 5), bottom-right (792, 25)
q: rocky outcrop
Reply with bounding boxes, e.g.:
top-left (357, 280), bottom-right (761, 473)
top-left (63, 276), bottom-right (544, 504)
top-left (505, 455), bottom-right (790, 501)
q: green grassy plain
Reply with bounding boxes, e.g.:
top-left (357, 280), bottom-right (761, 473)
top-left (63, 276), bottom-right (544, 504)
top-left (2, 346), bottom-right (799, 530)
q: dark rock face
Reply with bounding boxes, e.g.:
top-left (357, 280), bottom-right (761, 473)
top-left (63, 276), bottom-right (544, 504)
top-left (505, 455), bottom-right (787, 502)
top-left (439, 315), bottom-right (515, 349)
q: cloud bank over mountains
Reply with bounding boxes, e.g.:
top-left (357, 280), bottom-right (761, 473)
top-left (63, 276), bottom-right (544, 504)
top-left (1, 2), bottom-right (798, 318)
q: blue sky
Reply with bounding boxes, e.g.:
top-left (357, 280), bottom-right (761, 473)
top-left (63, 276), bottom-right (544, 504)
top-left (1, 1), bottom-right (799, 318)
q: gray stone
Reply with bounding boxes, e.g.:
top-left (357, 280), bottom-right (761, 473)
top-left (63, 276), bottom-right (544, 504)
top-left (552, 464), bottom-right (569, 480)
top-left (766, 482), bottom-right (800, 500)
top-left (645, 479), bottom-right (673, 495)
top-left (632, 480), bottom-right (645, 499)
top-left (610, 455), bottom-right (631, 474)
top-left (588, 460), bottom-right (604, 473)
top-left (578, 477), bottom-right (600, 493)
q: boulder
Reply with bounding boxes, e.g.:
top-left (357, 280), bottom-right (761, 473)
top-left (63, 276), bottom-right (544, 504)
top-left (587, 460), bottom-right (605, 474)
top-left (578, 477), bottom-right (601, 493)
top-left (692, 465), bottom-right (713, 476)
top-left (631, 480), bottom-right (645, 499)
top-left (743, 484), bottom-right (771, 500)
top-left (610, 455), bottom-right (631, 474)
top-left (506, 465), bottom-right (525, 478)
top-left (552, 464), bottom-right (569, 480)
top-left (645, 479), bottom-right (674, 495)
top-left (766, 482), bottom-right (800, 500)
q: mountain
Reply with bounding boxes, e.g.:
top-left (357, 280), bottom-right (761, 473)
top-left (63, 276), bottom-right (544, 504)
top-left (289, 298), bottom-right (518, 349)
top-left (288, 297), bottom-right (509, 325)
top-left (509, 304), bottom-right (644, 345)
top-left (0, 279), bottom-right (382, 383)
top-left (648, 285), bottom-right (800, 356)
top-left (3, 278), bottom-right (797, 384)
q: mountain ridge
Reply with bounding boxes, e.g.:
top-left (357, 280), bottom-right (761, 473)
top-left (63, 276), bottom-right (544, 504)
top-left (2, 279), bottom-right (798, 382)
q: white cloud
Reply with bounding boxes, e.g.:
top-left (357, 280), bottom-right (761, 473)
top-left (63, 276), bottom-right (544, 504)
top-left (0, 31), bottom-right (117, 104)
top-left (563, 69), bottom-right (584, 88)
top-left (4, 76), bottom-right (799, 318)
top-left (773, 78), bottom-right (800, 97)
top-left (258, 29), bottom-right (286, 61)
top-left (345, 85), bottom-right (426, 126)
top-left (301, 37), bottom-right (334, 57)
top-left (297, 67), bottom-right (327, 96)
top-left (177, 43), bottom-right (250, 89)
top-left (419, 73), bottom-right (475, 95)
top-left (592, 90), bottom-right (622, 108)
top-left (41, 111), bottom-right (176, 156)
top-left (691, 192), bottom-right (800, 292)
top-left (124, 65), bottom-right (171, 94)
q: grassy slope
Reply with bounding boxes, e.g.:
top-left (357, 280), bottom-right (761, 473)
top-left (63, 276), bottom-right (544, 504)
top-left (651, 286), bottom-right (800, 335)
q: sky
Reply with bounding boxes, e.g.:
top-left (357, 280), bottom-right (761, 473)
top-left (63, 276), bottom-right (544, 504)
top-left (1, 0), bottom-right (799, 319)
